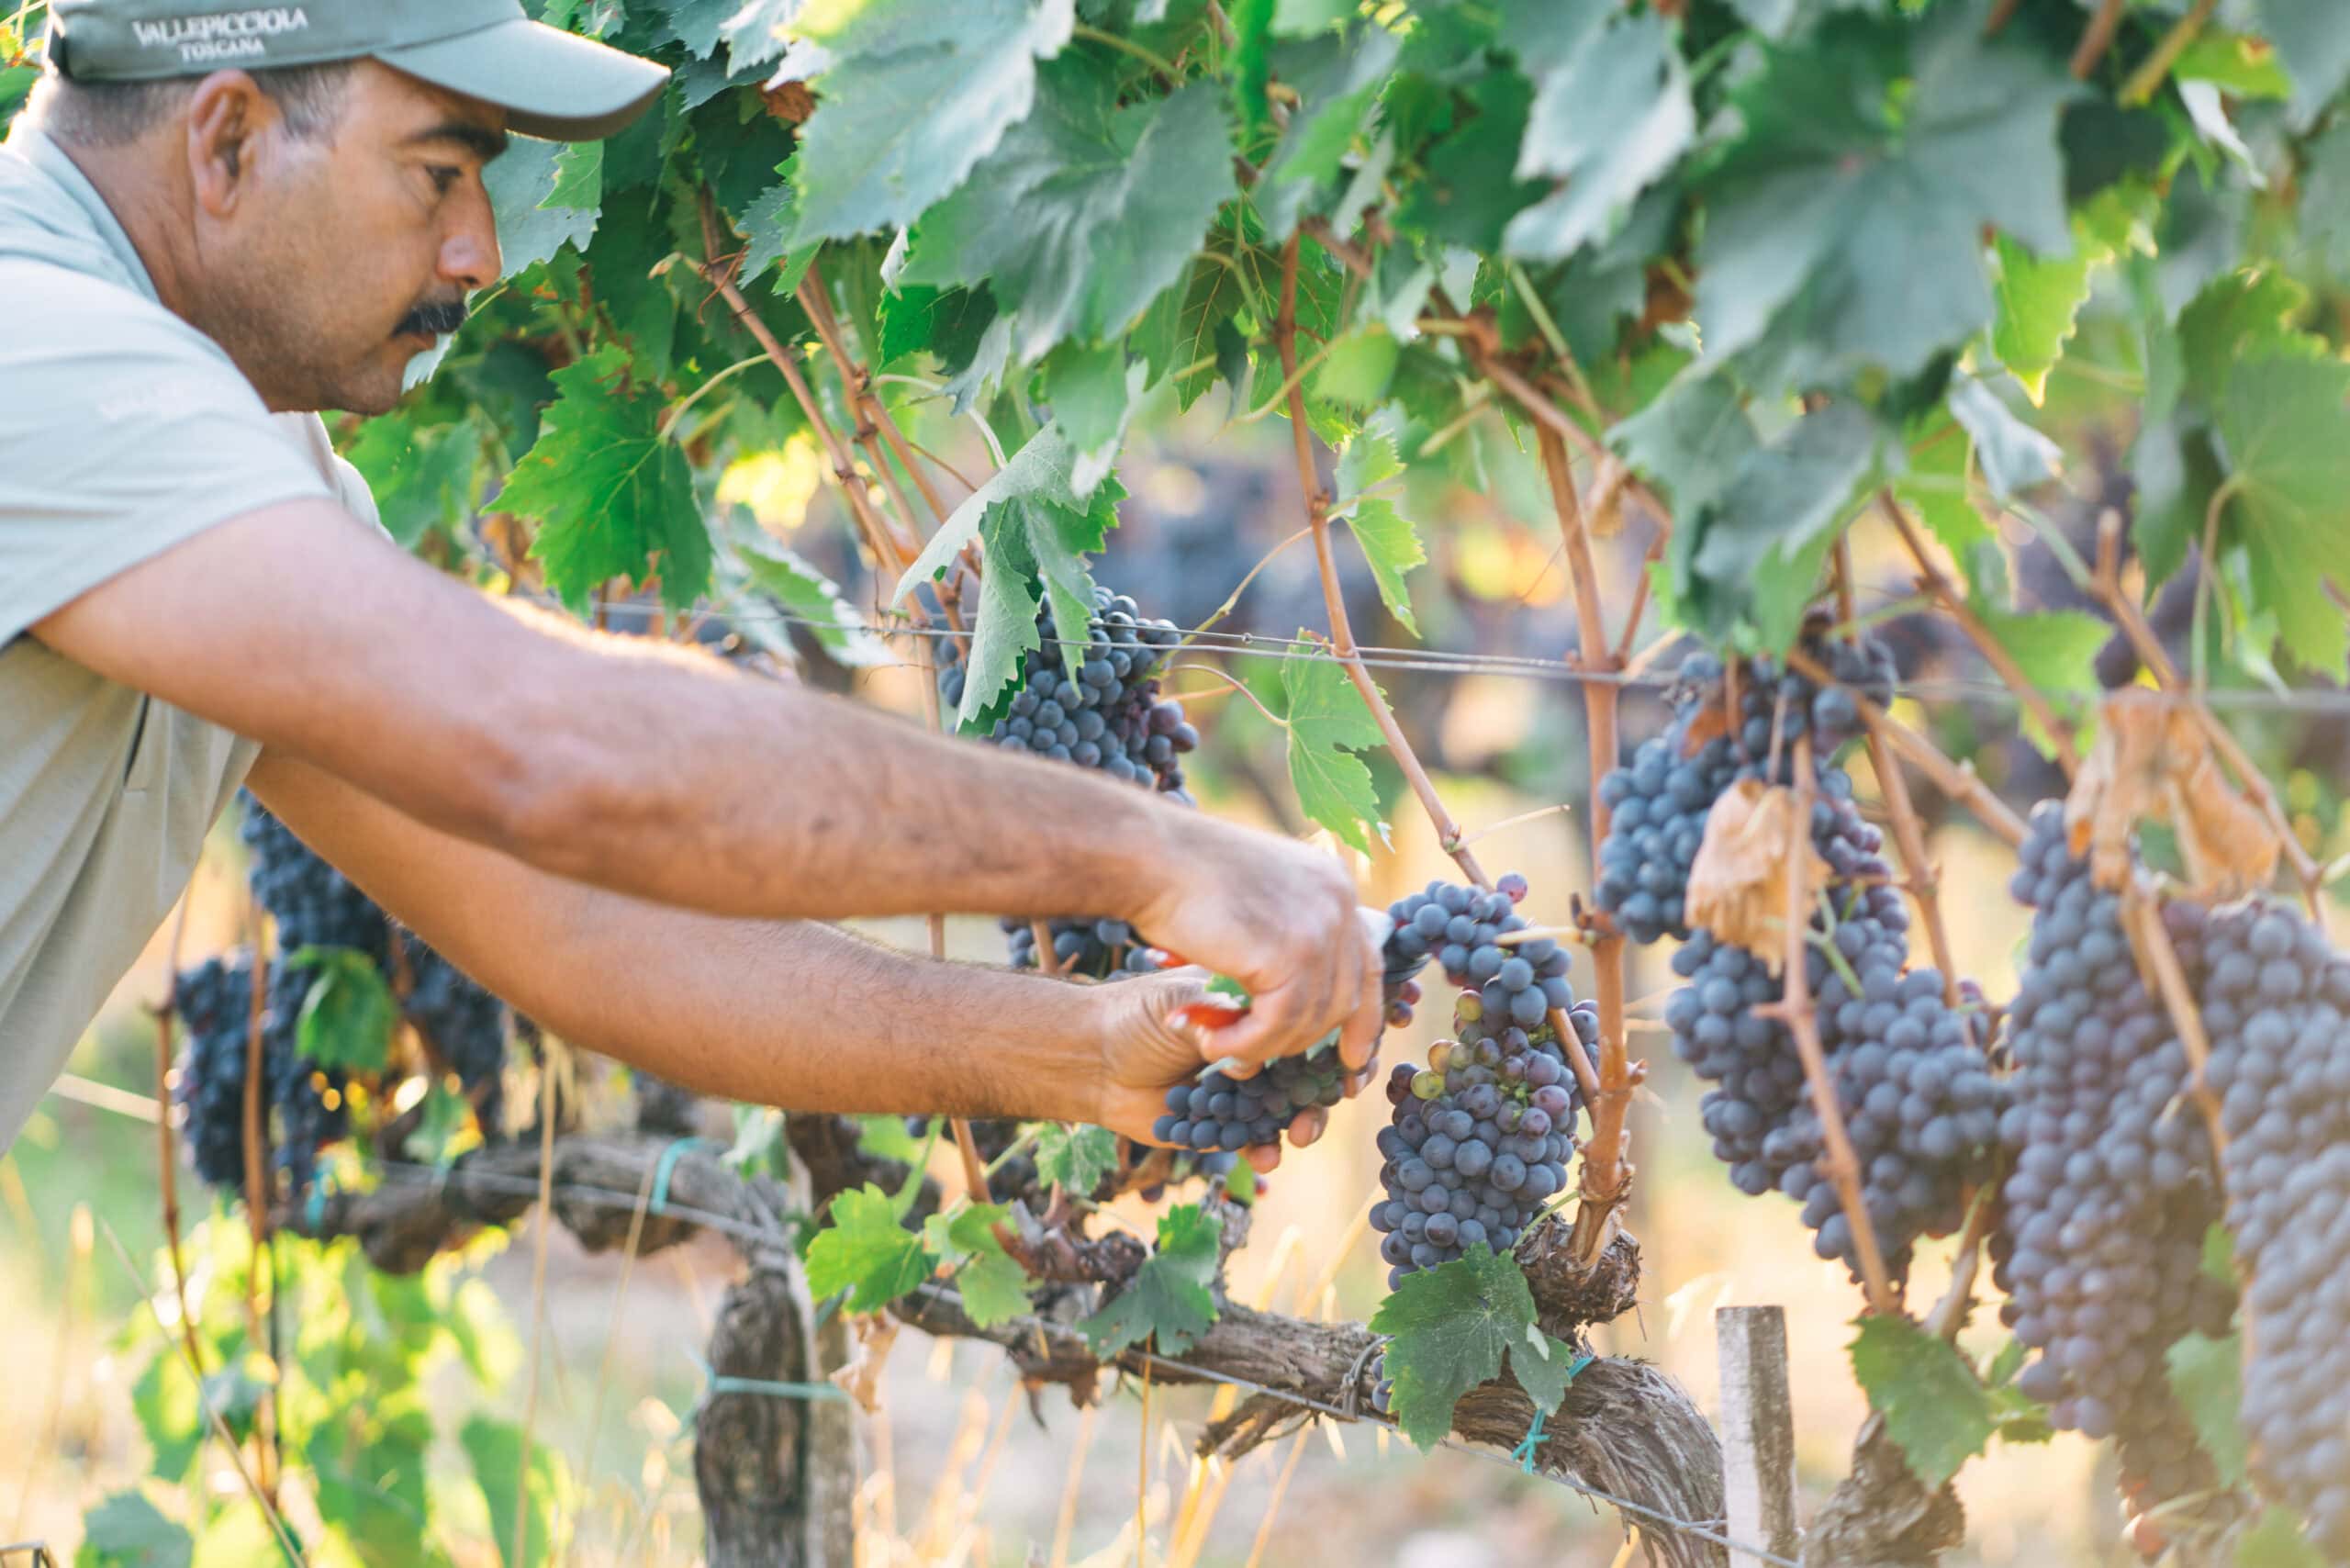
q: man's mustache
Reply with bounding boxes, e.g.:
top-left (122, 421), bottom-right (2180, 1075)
top-left (394, 297), bottom-right (468, 338)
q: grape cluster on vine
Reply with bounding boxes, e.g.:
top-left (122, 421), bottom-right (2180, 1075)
top-left (1366, 877), bottom-right (1587, 1284)
top-left (1989, 803), bottom-right (2234, 1513)
top-left (1595, 638), bottom-right (1894, 945)
top-left (940, 586), bottom-right (1195, 797)
top-left (1643, 644), bottom-right (2001, 1276)
top-left (171, 797), bottom-right (517, 1197)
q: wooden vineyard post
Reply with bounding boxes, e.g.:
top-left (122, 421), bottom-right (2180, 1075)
top-left (1717, 1305), bottom-right (1799, 1568)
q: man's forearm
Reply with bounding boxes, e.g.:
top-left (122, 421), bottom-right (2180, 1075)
top-left (485, 906), bottom-right (1107, 1125)
top-left (249, 750), bottom-right (1107, 1122)
top-left (495, 598), bottom-right (1181, 926)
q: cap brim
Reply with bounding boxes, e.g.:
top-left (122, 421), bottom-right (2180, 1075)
top-left (376, 18), bottom-right (669, 142)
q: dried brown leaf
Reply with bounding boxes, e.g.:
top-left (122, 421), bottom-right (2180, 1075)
top-left (1685, 779), bottom-right (1831, 968)
top-left (2065, 689), bottom-right (2281, 899)
top-left (831, 1313), bottom-right (900, 1413)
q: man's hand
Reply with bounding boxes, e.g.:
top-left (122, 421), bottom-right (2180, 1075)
top-left (1086, 967), bottom-right (1382, 1175)
top-left (1123, 819), bottom-right (1386, 1077)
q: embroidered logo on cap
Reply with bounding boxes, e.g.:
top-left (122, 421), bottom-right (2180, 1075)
top-left (130, 6), bottom-right (310, 65)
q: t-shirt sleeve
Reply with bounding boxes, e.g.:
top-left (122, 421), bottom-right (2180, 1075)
top-left (0, 262), bottom-right (342, 645)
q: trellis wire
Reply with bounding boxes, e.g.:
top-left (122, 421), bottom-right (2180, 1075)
top-left (325, 1156), bottom-right (1797, 1568)
top-left (630, 596), bottom-right (2350, 720)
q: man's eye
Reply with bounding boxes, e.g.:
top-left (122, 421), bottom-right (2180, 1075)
top-left (429, 166), bottom-right (462, 196)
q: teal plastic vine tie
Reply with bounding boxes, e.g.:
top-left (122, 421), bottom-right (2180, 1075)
top-left (683, 1349), bottom-right (849, 1422)
top-left (650, 1136), bottom-right (718, 1215)
top-left (1512, 1353), bottom-right (1596, 1473)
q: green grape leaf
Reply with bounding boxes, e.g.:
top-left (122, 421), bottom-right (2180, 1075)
top-left (893, 424), bottom-right (1121, 716)
top-left (1254, 24), bottom-right (1401, 241)
top-left (1340, 498), bottom-right (1424, 638)
top-left (505, 344), bottom-right (710, 613)
top-left (1313, 325), bottom-right (1400, 409)
top-left (1369, 1245), bottom-right (1564, 1451)
top-left (2220, 353), bottom-right (2350, 678)
top-left (281, 946), bottom-right (397, 1076)
top-left (1947, 375), bottom-right (2060, 499)
top-left (2255, 0), bottom-right (2350, 129)
top-left (341, 411), bottom-right (483, 549)
top-left (1848, 1314), bottom-right (1995, 1490)
top-left (1608, 368), bottom-right (1759, 518)
top-left (940, 315), bottom-right (1015, 415)
top-left (922, 1203), bottom-right (1035, 1329)
top-left (2180, 269), bottom-right (2318, 409)
top-left (1134, 256), bottom-right (1249, 411)
top-left (78, 1490), bottom-right (193, 1568)
top-left (736, 179), bottom-right (798, 286)
top-left (653, 0), bottom-right (734, 59)
top-left (306, 1401), bottom-right (432, 1563)
top-left (547, 138), bottom-right (604, 211)
top-left (1335, 425), bottom-right (1404, 499)
top-left (853, 1114), bottom-right (932, 1165)
top-left (1694, 8), bottom-right (2075, 391)
top-left (904, 62), bottom-right (1237, 363)
top-left (131, 1350), bottom-right (205, 1484)
top-left (1895, 412), bottom-right (1988, 561)
top-left (1044, 342), bottom-right (1133, 455)
top-left (1989, 232), bottom-right (2095, 407)
top-left (1035, 1123), bottom-right (1120, 1193)
top-left (2175, 29), bottom-right (2293, 98)
top-left (1078, 1204), bottom-right (1224, 1355)
top-left (1503, 4), bottom-right (1692, 263)
top-left (1394, 68), bottom-right (1544, 252)
top-left (485, 135), bottom-right (599, 279)
top-left (735, 536), bottom-right (893, 666)
top-left (1280, 643), bottom-right (1389, 854)
top-left (878, 284), bottom-right (1000, 368)
top-left (460, 1415), bottom-right (574, 1568)
top-left (186, 1503), bottom-right (287, 1568)
top-left (2165, 1332), bottom-right (2249, 1487)
top-left (720, 0), bottom-right (799, 68)
top-left (787, 0), bottom-right (1077, 241)
top-left (806, 1184), bottom-right (934, 1314)
top-left (2304, 121), bottom-right (2350, 283)
top-left (1674, 402), bottom-right (1883, 647)
top-left (2236, 1506), bottom-right (2330, 1568)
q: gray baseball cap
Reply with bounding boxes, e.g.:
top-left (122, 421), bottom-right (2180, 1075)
top-left (45, 0), bottom-right (670, 140)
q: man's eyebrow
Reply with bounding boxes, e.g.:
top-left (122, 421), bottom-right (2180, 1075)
top-left (405, 121), bottom-right (510, 162)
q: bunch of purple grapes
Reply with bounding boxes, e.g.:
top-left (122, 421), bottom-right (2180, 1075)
top-left (1365, 877), bottom-right (1587, 1283)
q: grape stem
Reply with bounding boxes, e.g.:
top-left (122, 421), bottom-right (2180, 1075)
top-left (1757, 735), bottom-right (1900, 1317)
top-left (1273, 237), bottom-right (1488, 890)
top-left (238, 887), bottom-right (281, 1504)
top-left (1830, 546), bottom-right (1964, 1010)
top-left (2116, 883), bottom-right (2230, 1160)
top-left (2087, 510), bottom-right (2329, 928)
top-left (150, 892), bottom-right (207, 1386)
top-left (1534, 425), bottom-right (1636, 1264)
top-left (797, 265), bottom-right (978, 645)
top-left (2068, 0), bottom-right (2127, 79)
top-left (1879, 491), bottom-right (2082, 778)
top-left (1919, 1178), bottom-right (2000, 1344)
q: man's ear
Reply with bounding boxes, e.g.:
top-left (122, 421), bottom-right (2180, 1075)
top-left (185, 70), bottom-right (280, 216)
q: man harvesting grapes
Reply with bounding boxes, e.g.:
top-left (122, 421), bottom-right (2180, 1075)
top-left (0, 0), bottom-right (1386, 1164)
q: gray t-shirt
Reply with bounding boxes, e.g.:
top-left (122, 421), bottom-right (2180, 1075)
top-left (0, 121), bottom-right (382, 1152)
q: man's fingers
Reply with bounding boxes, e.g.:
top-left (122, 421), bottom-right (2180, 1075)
top-left (1284, 1105), bottom-right (1328, 1147)
top-left (1245, 1142), bottom-right (1284, 1175)
top-left (1337, 927), bottom-right (1384, 1070)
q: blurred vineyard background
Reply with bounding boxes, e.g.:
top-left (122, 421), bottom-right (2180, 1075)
top-left (10, 274), bottom-right (2337, 1562)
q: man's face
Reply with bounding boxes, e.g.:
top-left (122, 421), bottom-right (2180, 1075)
top-left (193, 62), bottom-right (506, 415)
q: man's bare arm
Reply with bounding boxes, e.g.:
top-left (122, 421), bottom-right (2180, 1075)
top-left (38, 501), bottom-right (1382, 1067)
top-left (246, 750), bottom-right (1280, 1143)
